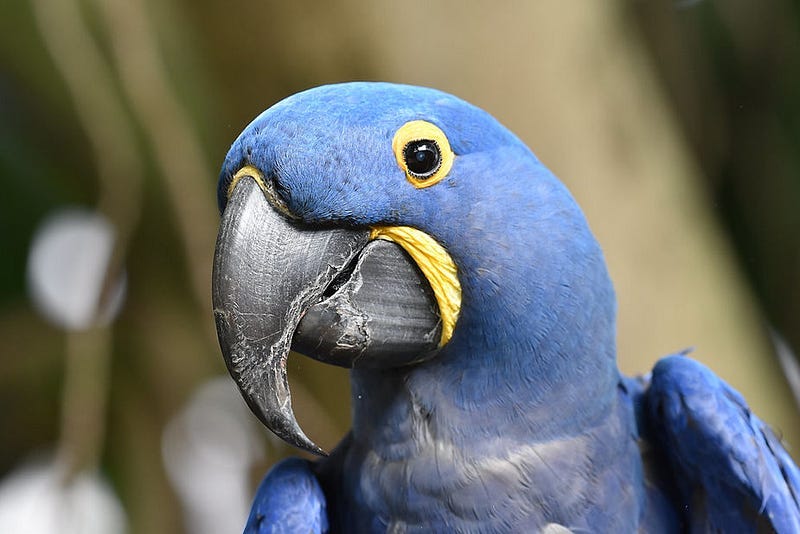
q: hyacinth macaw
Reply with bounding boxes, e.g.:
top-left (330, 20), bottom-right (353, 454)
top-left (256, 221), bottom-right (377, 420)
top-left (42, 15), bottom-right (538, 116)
top-left (211, 82), bottom-right (800, 533)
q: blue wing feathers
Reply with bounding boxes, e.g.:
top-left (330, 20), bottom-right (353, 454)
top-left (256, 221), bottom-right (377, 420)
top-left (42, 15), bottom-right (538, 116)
top-left (645, 355), bottom-right (800, 532)
top-left (244, 457), bottom-right (329, 534)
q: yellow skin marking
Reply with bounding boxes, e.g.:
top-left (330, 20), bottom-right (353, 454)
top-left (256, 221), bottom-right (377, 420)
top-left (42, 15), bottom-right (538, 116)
top-left (230, 164), bottom-right (462, 348)
top-left (392, 120), bottom-right (454, 188)
top-left (228, 165), bottom-right (268, 198)
top-left (229, 165), bottom-right (297, 219)
top-left (370, 225), bottom-right (461, 347)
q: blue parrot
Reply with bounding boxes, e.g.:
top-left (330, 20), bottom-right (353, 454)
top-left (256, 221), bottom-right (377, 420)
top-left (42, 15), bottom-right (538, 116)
top-left (211, 82), bottom-right (800, 532)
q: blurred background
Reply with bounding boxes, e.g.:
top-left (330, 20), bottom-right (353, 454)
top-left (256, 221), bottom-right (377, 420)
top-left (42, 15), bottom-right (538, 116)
top-left (0, 1), bottom-right (798, 532)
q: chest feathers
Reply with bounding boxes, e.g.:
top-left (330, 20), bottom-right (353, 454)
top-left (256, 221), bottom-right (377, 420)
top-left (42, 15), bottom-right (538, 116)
top-left (338, 375), bottom-right (645, 533)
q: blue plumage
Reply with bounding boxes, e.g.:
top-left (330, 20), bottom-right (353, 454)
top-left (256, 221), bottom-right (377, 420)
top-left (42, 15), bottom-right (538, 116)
top-left (646, 355), bottom-right (800, 532)
top-left (244, 458), bottom-right (328, 534)
top-left (219, 82), bottom-right (799, 532)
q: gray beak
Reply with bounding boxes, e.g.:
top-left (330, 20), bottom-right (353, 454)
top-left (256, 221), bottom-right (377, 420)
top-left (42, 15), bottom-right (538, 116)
top-left (212, 177), bottom-right (440, 454)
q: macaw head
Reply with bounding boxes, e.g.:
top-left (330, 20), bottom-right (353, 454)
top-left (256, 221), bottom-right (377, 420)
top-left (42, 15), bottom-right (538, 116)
top-left (213, 82), bottom-right (616, 454)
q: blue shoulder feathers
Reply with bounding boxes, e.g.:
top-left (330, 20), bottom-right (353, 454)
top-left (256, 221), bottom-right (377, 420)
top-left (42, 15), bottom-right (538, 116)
top-left (244, 458), bottom-right (328, 534)
top-left (643, 355), bottom-right (800, 532)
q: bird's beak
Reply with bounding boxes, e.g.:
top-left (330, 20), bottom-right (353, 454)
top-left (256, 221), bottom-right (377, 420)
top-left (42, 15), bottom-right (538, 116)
top-left (212, 175), bottom-right (443, 454)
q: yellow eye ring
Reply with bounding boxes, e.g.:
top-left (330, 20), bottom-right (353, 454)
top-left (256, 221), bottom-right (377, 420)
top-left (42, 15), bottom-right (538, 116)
top-left (392, 120), bottom-right (454, 189)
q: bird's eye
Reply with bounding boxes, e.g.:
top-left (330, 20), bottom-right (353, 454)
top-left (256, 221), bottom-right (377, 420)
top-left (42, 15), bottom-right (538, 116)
top-left (403, 140), bottom-right (441, 178)
top-left (392, 120), bottom-right (454, 189)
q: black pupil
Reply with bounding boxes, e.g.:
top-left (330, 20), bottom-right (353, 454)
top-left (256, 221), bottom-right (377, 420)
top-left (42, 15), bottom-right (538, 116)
top-left (404, 140), bottom-right (440, 177)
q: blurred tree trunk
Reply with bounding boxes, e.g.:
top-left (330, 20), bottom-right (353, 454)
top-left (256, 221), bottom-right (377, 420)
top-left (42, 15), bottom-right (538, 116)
top-left (632, 1), bottom-right (800, 403)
